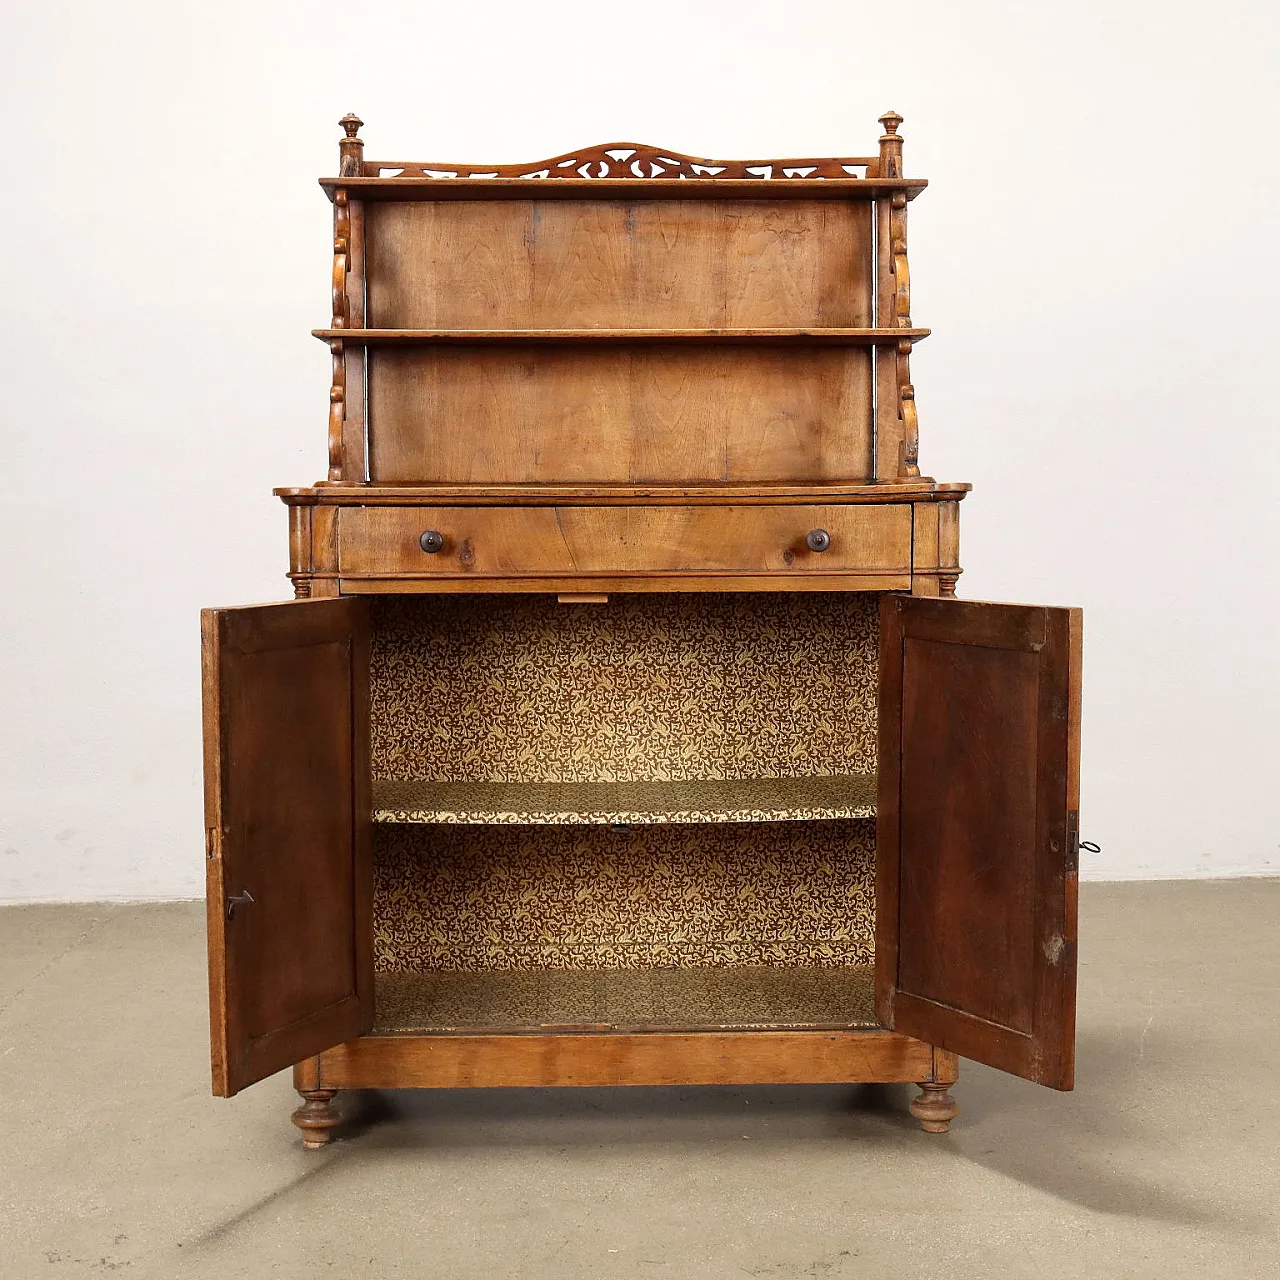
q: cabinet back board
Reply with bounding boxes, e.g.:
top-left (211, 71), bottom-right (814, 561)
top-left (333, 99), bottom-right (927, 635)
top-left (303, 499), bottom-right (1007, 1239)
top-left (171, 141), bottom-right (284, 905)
top-left (364, 594), bottom-right (880, 1001)
top-left (365, 200), bottom-right (873, 328)
top-left (366, 593), bottom-right (879, 782)
top-left (360, 198), bottom-right (878, 484)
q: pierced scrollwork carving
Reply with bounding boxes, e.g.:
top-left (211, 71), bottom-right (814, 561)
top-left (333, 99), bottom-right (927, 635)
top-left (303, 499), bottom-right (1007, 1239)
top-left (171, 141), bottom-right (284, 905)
top-left (365, 142), bottom-right (879, 181)
top-left (888, 185), bottom-right (922, 479)
top-left (328, 341), bottom-right (345, 481)
top-left (890, 192), bottom-right (911, 328)
top-left (335, 111), bottom-right (915, 182)
top-left (327, 190), bottom-right (350, 481)
top-left (331, 191), bottom-right (350, 329)
top-left (899, 380), bottom-right (921, 478)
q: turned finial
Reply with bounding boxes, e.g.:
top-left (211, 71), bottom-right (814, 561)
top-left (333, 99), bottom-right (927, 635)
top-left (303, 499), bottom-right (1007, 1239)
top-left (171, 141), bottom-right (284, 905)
top-left (877, 110), bottom-right (904, 178)
top-left (338, 113), bottom-right (365, 176)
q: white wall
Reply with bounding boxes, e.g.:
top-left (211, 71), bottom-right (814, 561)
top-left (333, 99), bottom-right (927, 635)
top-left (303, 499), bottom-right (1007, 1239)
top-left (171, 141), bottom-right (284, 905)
top-left (1, 0), bottom-right (1277, 901)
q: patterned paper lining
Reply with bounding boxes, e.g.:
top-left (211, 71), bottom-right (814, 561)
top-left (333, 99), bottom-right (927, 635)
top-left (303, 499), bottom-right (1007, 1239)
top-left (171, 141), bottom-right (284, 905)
top-left (373, 820), bottom-right (876, 971)
top-left (369, 593), bottom-right (879, 783)
top-left (370, 594), bottom-right (880, 975)
top-left (374, 964), bottom-right (878, 1032)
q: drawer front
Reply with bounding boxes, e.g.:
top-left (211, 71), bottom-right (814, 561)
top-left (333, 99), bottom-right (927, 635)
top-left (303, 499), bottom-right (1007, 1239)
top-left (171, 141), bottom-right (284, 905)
top-left (339, 505), bottom-right (912, 579)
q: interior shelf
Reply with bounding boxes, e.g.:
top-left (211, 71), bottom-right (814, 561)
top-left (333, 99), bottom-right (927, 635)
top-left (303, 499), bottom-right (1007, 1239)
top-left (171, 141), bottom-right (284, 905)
top-left (373, 965), bottom-right (878, 1033)
top-left (313, 327), bottom-right (930, 346)
top-left (372, 775), bottom-right (877, 826)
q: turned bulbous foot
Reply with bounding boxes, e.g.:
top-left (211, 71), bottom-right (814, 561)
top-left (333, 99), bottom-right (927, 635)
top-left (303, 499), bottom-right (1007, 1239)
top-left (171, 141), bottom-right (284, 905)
top-left (910, 1082), bottom-right (959, 1133)
top-left (291, 1089), bottom-right (341, 1149)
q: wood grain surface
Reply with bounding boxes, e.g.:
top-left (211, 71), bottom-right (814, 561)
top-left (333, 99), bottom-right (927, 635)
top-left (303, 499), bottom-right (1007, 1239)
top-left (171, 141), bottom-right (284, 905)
top-left (366, 344), bottom-right (873, 484)
top-left (338, 503), bottom-right (911, 577)
top-left (365, 199), bottom-right (872, 330)
top-left (201, 599), bottom-right (372, 1096)
top-left (315, 1028), bottom-right (935, 1089)
top-left (876, 596), bottom-right (1082, 1089)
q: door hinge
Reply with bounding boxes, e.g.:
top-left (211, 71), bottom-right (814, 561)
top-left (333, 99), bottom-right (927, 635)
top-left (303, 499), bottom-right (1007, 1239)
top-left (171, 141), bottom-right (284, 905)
top-left (226, 889), bottom-right (255, 920)
top-left (1066, 810), bottom-right (1080, 875)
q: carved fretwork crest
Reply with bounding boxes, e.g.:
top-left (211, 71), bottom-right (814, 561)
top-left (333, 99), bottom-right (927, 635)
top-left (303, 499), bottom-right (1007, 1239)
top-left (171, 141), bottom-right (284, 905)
top-left (367, 142), bottom-right (876, 181)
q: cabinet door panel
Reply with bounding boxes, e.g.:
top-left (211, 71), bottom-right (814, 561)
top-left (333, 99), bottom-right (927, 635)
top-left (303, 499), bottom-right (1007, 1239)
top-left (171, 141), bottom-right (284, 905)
top-left (202, 598), bottom-right (372, 1097)
top-left (876, 596), bottom-right (1081, 1089)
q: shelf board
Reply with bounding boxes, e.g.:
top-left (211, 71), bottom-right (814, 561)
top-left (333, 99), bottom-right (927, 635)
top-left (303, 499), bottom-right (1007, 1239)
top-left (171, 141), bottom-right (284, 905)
top-left (372, 775), bottom-right (877, 826)
top-left (313, 327), bottom-right (929, 346)
top-left (276, 480), bottom-right (972, 506)
top-left (374, 965), bottom-right (878, 1034)
top-left (321, 176), bottom-right (928, 203)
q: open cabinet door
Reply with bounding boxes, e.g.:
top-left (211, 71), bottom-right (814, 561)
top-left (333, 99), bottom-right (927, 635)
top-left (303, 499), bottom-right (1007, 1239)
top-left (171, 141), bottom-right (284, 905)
top-left (201, 598), bottom-right (372, 1097)
top-left (877, 596), bottom-right (1082, 1089)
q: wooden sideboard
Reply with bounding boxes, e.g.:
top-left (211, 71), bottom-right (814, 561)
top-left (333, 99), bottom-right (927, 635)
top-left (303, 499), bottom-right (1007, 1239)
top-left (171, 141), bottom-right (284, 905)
top-left (201, 113), bottom-right (1082, 1147)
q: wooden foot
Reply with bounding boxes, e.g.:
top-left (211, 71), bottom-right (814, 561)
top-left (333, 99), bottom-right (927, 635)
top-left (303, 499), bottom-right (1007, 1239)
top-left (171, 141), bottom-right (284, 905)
top-left (910, 1082), bottom-right (959, 1133)
top-left (291, 1089), bottom-right (341, 1149)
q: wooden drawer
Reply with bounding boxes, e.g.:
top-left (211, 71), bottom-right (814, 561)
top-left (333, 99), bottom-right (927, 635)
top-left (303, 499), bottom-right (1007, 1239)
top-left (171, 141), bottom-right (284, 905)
top-left (338, 505), bottom-right (912, 580)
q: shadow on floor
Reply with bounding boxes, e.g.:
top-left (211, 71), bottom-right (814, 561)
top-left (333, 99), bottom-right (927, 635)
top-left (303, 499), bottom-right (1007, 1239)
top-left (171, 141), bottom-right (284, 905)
top-left (189, 1019), bottom-right (1268, 1248)
top-left (938, 1027), bottom-right (1263, 1230)
top-left (312, 1024), bottom-right (1263, 1232)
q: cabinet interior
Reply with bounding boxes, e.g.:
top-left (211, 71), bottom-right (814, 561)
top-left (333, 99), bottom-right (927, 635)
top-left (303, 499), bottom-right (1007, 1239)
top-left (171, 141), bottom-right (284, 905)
top-left (369, 592), bottom-right (882, 1033)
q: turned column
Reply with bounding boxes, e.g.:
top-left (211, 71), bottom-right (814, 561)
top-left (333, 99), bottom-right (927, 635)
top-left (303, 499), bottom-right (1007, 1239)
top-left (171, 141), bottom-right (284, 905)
top-left (874, 111), bottom-right (930, 484)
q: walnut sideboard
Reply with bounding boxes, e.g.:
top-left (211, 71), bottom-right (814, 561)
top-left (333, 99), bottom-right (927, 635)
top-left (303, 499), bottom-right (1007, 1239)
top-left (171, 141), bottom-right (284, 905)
top-left (201, 113), bottom-right (1083, 1148)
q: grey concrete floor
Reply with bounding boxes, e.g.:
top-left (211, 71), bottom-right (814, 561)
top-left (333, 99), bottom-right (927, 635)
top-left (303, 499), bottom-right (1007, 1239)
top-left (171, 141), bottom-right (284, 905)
top-left (1, 882), bottom-right (1278, 1278)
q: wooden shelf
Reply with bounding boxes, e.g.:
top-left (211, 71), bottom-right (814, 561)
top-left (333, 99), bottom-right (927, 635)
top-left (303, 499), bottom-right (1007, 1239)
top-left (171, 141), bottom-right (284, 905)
top-left (321, 176), bottom-right (928, 203)
top-left (313, 327), bottom-right (929, 346)
top-left (372, 775), bottom-right (877, 826)
top-left (373, 965), bottom-right (878, 1033)
top-left (277, 481), bottom-right (972, 506)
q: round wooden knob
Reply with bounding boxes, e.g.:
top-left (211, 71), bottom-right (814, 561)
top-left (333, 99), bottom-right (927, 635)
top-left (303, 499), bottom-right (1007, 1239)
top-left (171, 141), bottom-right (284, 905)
top-left (806, 528), bottom-right (831, 553)
top-left (419, 530), bottom-right (445, 554)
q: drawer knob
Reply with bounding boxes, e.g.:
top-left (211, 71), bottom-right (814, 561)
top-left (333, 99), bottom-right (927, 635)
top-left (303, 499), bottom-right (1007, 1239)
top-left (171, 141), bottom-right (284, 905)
top-left (419, 530), bottom-right (445, 554)
top-left (806, 528), bottom-right (832, 553)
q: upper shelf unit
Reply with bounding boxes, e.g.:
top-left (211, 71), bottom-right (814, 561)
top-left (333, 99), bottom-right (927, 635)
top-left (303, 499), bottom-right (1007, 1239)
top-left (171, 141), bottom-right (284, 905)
top-left (314, 112), bottom-right (936, 489)
top-left (311, 327), bottom-right (932, 346)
